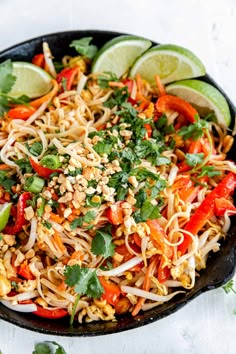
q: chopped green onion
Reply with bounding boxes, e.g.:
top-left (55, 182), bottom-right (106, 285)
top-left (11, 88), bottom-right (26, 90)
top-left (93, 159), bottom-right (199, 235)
top-left (24, 176), bottom-right (45, 193)
top-left (40, 155), bottom-right (61, 169)
top-left (37, 197), bottom-right (46, 217)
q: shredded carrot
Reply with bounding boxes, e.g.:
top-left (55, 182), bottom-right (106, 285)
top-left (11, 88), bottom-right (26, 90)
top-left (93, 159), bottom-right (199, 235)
top-left (155, 75), bottom-right (166, 96)
top-left (53, 231), bottom-right (66, 253)
top-left (136, 93), bottom-right (150, 111)
top-left (143, 102), bottom-right (154, 118)
top-left (71, 208), bottom-right (81, 216)
top-left (132, 255), bottom-right (159, 316)
top-left (49, 212), bottom-right (64, 224)
top-left (67, 214), bottom-right (77, 222)
top-left (136, 74), bottom-right (143, 94)
top-left (96, 124), bottom-right (106, 131)
top-left (30, 79), bottom-right (59, 109)
top-left (70, 250), bottom-right (84, 261)
top-left (0, 164), bottom-right (10, 170)
top-left (109, 81), bottom-right (125, 88)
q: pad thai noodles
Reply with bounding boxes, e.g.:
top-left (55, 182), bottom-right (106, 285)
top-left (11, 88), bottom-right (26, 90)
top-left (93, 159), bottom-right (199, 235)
top-left (0, 39), bottom-right (236, 324)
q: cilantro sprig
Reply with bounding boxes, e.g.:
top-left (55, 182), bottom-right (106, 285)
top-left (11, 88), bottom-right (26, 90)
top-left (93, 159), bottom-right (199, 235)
top-left (64, 227), bottom-right (115, 324)
top-left (222, 280), bottom-right (236, 295)
top-left (178, 115), bottom-right (208, 141)
top-left (70, 37), bottom-right (97, 59)
top-left (33, 341), bottom-right (66, 354)
top-left (70, 210), bottom-right (96, 230)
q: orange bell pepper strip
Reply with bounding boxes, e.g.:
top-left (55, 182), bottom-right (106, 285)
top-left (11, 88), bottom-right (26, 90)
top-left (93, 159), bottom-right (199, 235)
top-left (32, 53), bottom-right (45, 68)
top-left (18, 262), bottom-right (35, 280)
top-left (8, 106), bottom-right (36, 120)
top-left (99, 277), bottom-right (121, 306)
top-left (156, 95), bottom-right (198, 123)
top-left (106, 201), bottom-right (124, 225)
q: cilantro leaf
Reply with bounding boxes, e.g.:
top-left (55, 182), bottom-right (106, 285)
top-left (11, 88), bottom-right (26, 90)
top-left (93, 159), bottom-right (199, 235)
top-left (0, 170), bottom-right (16, 193)
top-left (0, 60), bottom-right (16, 93)
top-left (67, 167), bottom-right (82, 177)
top-left (15, 158), bottom-right (33, 173)
top-left (26, 142), bottom-right (43, 157)
top-left (74, 268), bottom-right (95, 295)
top-left (133, 199), bottom-right (161, 223)
top-left (33, 342), bottom-right (67, 354)
top-left (70, 210), bottom-right (96, 230)
top-left (64, 265), bottom-right (103, 299)
top-left (70, 37), bottom-right (97, 59)
top-left (178, 118), bottom-right (208, 141)
top-left (185, 153), bottom-right (205, 167)
top-left (222, 279), bottom-right (236, 295)
top-left (32, 343), bottom-right (51, 354)
top-left (93, 140), bottom-right (114, 155)
top-left (97, 72), bottom-right (119, 88)
top-left (103, 86), bottom-right (129, 108)
top-left (86, 271), bottom-right (104, 298)
top-left (91, 230), bottom-right (115, 259)
top-left (0, 96), bottom-right (9, 115)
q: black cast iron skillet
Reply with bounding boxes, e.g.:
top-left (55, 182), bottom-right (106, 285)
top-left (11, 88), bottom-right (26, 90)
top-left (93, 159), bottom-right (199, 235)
top-left (0, 30), bottom-right (236, 336)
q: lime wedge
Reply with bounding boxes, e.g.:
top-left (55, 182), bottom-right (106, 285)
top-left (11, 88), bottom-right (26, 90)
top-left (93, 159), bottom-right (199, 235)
top-left (0, 202), bottom-right (12, 232)
top-left (130, 44), bottom-right (206, 85)
top-left (166, 79), bottom-right (231, 128)
top-left (9, 62), bottom-right (53, 98)
top-left (91, 35), bottom-right (152, 77)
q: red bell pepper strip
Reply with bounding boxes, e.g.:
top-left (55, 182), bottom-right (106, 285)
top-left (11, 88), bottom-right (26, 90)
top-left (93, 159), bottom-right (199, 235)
top-left (156, 95), bottom-right (198, 123)
top-left (4, 192), bottom-right (31, 235)
top-left (33, 305), bottom-right (68, 319)
top-left (8, 106), bottom-right (36, 120)
top-left (29, 157), bottom-right (61, 179)
top-left (214, 197), bottom-right (236, 217)
top-left (17, 262), bottom-right (35, 280)
top-left (99, 277), bottom-right (121, 306)
top-left (106, 201), bottom-right (124, 225)
top-left (57, 67), bottom-right (78, 91)
top-left (32, 53), bottom-right (45, 68)
top-left (178, 172), bottom-right (236, 254)
top-left (122, 78), bottom-right (134, 95)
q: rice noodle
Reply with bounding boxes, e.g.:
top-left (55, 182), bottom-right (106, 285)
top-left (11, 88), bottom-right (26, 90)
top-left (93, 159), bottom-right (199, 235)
top-left (22, 217), bottom-right (37, 252)
top-left (121, 286), bottom-right (185, 302)
top-left (0, 300), bottom-right (37, 312)
top-left (97, 257), bottom-right (143, 277)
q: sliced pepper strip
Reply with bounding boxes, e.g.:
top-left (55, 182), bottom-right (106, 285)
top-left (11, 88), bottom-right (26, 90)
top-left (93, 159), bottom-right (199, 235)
top-left (4, 192), bottom-right (31, 235)
top-left (99, 277), bottom-right (121, 306)
top-left (178, 172), bottom-right (236, 254)
top-left (29, 157), bottom-right (62, 178)
top-left (8, 106), bottom-right (36, 120)
top-left (57, 67), bottom-right (78, 91)
top-left (33, 305), bottom-right (68, 319)
top-left (156, 94), bottom-right (198, 123)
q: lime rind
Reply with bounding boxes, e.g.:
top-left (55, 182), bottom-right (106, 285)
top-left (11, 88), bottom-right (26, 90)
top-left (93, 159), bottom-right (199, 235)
top-left (130, 44), bottom-right (206, 85)
top-left (166, 79), bottom-right (231, 128)
top-left (0, 202), bottom-right (12, 232)
top-left (91, 35), bottom-right (152, 78)
top-left (10, 62), bottom-right (53, 99)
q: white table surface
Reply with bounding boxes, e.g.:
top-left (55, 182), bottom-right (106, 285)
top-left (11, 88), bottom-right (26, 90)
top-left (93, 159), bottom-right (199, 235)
top-left (0, 0), bottom-right (236, 353)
